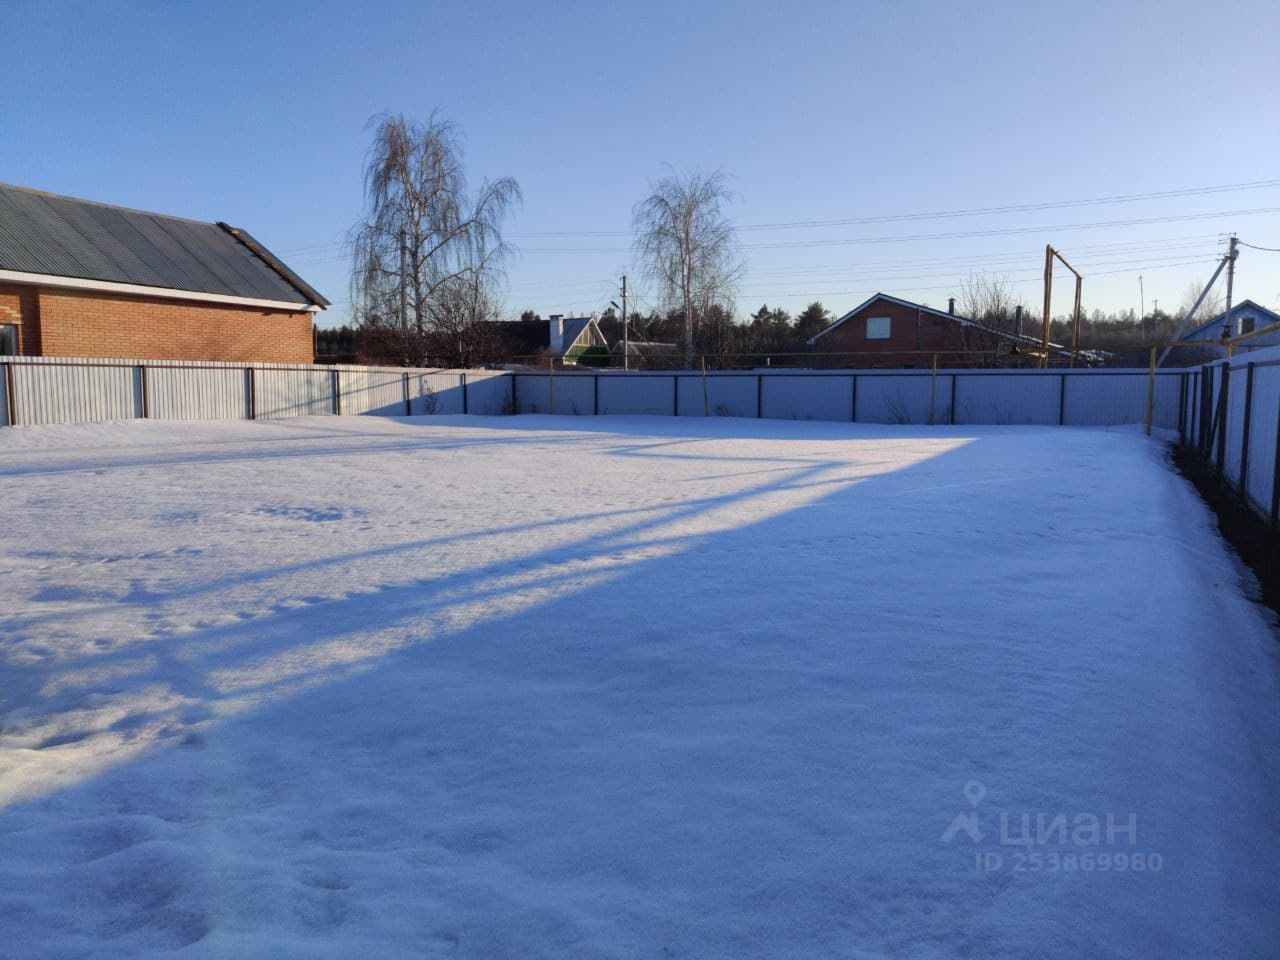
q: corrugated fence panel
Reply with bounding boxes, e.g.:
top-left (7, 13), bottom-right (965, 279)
top-left (1062, 374), bottom-right (1150, 426)
top-left (547, 375), bottom-right (595, 416)
top-left (764, 375), bottom-right (852, 421)
top-left (255, 367), bottom-right (334, 419)
top-left (412, 372), bottom-right (464, 415)
top-left (855, 375), bottom-right (939, 424)
top-left (147, 365), bottom-right (247, 421)
top-left (511, 374), bottom-right (543, 414)
top-left (464, 372), bottom-right (513, 415)
top-left (13, 362), bottom-right (139, 425)
top-left (1244, 365), bottom-right (1280, 515)
top-left (955, 374), bottom-right (1059, 425)
top-left (598, 375), bottom-right (677, 416)
top-left (340, 368), bottom-right (409, 417)
top-left (1220, 367), bottom-right (1248, 490)
top-left (677, 375), bottom-right (758, 418)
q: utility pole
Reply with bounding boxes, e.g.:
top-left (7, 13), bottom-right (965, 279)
top-left (1041, 245), bottom-right (1053, 368)
top-left (1224, 235), bottom-right (1238, 336)
top-left (620, 274), bottom-right (629, 372)
top-left (1138, 274), bottom-right (1144, 329)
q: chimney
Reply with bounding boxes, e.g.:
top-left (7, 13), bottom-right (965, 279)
top-left (548, 314), bottom-right (565, 353)
top-left (948, 297), bottom-right (956, 315)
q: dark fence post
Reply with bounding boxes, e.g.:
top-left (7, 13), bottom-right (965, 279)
top-left (1240, 362), bottom-right (1255, 499)
top-left (247, 367), bottom-right (256, 420)
top-left (1058, 373), bottom-right (1067, 426)
top-left (4, 361), bottom-right (16, 426)
top-left (673, 375), bottom-right (679, 416)
top-left (850, 374), bottom-right (857, 422)
top-left (510, 373), bottom-right (518, 415)
top-left (1215, 363), bottom-right (1230, 480)
top-left (138, 364), bottom-right (149, 419)
top-left (461, 372), bottom-right (468, 415)
top-left (758, 374), bottom-right (764, 419)
top-left (593, 374), bottom-right (599, 416)
top-left (1176, 371), bottom-right (1187, 444)
top-left (332, 368), bottom-right (341, 416)
top-left (402, 371), bottom-right (411, 416)
top-left (949, 374), bottom-right (957, 425)
top-left (1198, 366), bottom-right (1209, 454)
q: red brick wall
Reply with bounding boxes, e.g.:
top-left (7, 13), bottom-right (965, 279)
top-left (28, 287), bottom-right (314, 363)
top-left (811, 297), bottom-right (1002, 368)
top-left (0, 284), bottom-right (42, 354)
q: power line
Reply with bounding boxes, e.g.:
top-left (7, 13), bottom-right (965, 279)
top-left (505, 178), bottom-right (1280, 238)
top-left (502, 207), bottom-right (1280, 254)
top-left (1238, 240), bottom-right (1280, 253)
top-left (275, 177), bottom-right (1280, 255)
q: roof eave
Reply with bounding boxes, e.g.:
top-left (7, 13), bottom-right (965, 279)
top-left (218, 223), bottom-right (330, 308)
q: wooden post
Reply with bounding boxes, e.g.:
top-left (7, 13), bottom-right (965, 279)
top-left (1144, 346), bottom-right (1157, 436)
top-left (1069, 275), bottom-right (1082, 367)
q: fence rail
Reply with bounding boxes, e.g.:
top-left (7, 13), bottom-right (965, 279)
top-left (0, 355), bottom-right (1200, 432)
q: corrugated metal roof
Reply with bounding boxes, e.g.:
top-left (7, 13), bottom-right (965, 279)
top-left (0, 183), bottom-right (327, 306)
top-left (1180, 300), bottom-right (1280, 341)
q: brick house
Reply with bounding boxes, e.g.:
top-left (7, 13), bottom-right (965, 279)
top-left (807, 293), bottom-right (1069, 368)
top-left (0, 183), bottom-right (328, 362)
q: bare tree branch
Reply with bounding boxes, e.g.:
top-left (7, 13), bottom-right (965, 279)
top-left (349, 112), bottom-right (520, 365)
top-left (633, 169), bottom-right (742, 367)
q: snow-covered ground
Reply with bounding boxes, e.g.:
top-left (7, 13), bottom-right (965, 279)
top-left (1, 415), bottom-right (1277, 959)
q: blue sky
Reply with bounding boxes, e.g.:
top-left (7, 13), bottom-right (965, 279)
top-left (3, 0), bottom-right (1278, 328)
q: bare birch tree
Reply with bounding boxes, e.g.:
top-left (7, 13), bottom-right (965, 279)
top-left (958, 272), bottom-right (1026, 333)
top-left (349, 113), bottom-right (520, 365)
top-left (633, 169), bottom-right (742, 367)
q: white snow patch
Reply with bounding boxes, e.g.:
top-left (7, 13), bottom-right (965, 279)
top-left (1, 415), bottom-right (1278, 958)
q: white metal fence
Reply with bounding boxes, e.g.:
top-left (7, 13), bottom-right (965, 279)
top-left (0, 357), bottom-right (513, 427)
top-left (1179, 344), bottom-right (1280, 525)
top-left (0, 356), bottom-right (1200, 433)
top-left (511, 367), bottom-right (1187, 428)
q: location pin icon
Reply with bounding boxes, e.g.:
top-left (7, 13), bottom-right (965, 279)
top-left (964, 781), bottom-right (986, 807)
